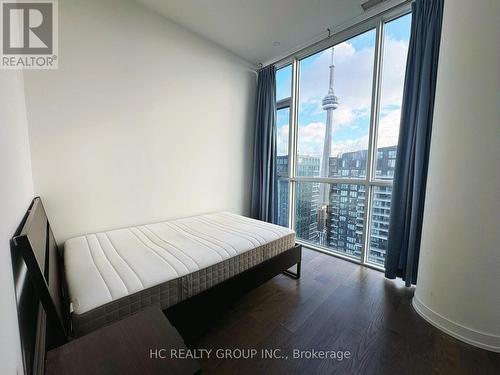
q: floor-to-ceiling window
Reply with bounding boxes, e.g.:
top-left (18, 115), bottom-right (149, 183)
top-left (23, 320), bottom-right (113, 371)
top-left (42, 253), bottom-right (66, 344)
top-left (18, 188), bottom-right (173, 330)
top-left (274, 9), bottom-right (411, 269)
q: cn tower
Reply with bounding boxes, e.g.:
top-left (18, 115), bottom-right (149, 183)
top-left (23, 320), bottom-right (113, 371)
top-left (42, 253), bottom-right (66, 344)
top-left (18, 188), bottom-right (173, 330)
top-left (318, 48), bottom-right (339, 246)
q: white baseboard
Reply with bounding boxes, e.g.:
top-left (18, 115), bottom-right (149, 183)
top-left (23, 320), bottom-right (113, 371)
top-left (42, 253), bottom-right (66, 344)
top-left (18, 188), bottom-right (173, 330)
top-left (412, 295), bottom-right (500, 353)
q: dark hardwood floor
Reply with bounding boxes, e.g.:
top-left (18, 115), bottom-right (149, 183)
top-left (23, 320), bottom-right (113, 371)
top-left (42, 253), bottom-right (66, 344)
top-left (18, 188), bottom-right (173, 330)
top-left (190, 248), bottom-right (500, 375)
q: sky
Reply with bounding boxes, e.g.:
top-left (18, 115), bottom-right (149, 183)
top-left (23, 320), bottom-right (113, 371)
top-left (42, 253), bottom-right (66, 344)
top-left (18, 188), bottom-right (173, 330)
top-left (276, 14), bottom-right (411, 162)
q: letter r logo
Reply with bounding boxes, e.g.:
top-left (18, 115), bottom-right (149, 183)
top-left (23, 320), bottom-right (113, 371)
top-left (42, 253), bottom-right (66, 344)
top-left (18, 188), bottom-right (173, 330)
top-left (2, 2), bottom-right (53, 54)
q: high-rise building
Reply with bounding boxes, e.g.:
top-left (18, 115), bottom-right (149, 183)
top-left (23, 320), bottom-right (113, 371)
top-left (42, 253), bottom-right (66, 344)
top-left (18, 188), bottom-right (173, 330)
top-left (276, 155), bottom-right (320, 240)
top-left (369, 184), bottom-right (392, 264)
top-left (276, 145), bottom-right (396, 266)
top-left (326, 146), bottom-right (396, 262)
top-left (276, 156), bottom-right (290, 227)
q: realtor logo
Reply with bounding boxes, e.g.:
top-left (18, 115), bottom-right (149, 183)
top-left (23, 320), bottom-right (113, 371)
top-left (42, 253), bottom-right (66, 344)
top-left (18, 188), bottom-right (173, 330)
top-left (1, 0), bottom-right (58, 69)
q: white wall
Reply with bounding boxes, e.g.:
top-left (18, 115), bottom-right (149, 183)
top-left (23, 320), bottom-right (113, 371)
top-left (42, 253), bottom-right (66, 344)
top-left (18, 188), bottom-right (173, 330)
top-left (23, 0), bottom-right (256, 243)
top-left (0, 71), bottom-right (34, 374)
top-left (413, 0), bottom-right (500, 352)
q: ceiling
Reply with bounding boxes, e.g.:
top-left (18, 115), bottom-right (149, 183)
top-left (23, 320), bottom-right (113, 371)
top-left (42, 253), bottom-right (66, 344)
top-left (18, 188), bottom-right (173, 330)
top-left (137, 0), bottom-right (376, 66)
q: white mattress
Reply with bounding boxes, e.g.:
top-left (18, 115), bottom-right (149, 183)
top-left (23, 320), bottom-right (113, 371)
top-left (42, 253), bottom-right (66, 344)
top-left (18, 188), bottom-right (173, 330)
top-left (64, 212), bottom-right (295, 335)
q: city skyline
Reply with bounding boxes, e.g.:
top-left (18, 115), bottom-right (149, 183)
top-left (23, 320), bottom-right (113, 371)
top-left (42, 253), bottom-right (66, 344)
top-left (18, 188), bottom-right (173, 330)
top-left (274, 14), bottom-right (411, 267)
top-left (276, 145), bottom-right (396, 266)
top-left (276, 14), bottom-right (411, 161)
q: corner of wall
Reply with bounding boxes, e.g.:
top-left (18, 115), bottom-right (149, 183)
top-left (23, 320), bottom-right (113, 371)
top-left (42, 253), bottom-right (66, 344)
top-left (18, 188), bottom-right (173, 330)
top-left (0, 69), bottom-right (35, 375)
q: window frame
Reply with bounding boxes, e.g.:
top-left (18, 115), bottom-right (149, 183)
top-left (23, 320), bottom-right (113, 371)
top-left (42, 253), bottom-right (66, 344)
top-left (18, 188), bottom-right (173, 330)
top-left (275, 4), bottom-right (412, 270)
top-left (276, 79), bottom-right (293, 228)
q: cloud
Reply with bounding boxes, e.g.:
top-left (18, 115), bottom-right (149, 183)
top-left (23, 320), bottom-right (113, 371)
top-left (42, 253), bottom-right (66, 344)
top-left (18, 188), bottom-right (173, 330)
top-left (277, 124), bottom-right (289, 155)
top-left (332, 105), bottom-right (354, 127)
top-left (332, 135), bottom-right (370, 155)
top-left (297, 122), bottom-right (326, 156)
top-left (294, 121), bottom-right (370, 157)
top-left (299, 41), bottom-right (375, 120)
top-left (278, 34), bottom-right (407, 159)
top-left (298, 35), bottom-right (408, 130)
top-left (377, 108), bottom-right (401, 148)
top-left (290, 108), bottom-right (401, 158)
top-left (380, 39), bottom-right (409, 107)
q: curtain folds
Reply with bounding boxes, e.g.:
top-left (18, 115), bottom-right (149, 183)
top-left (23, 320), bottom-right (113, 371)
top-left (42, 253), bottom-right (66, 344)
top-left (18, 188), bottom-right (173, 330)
top-left (384, 0), bottom-right (444, 286)
top-left (250, 66), bottom-right (277, 223)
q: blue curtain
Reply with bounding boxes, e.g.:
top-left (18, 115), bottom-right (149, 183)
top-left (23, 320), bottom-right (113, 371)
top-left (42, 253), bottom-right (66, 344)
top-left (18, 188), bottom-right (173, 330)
top-left (251, 66), bottom-right (277, 223)
top-left (385, 0), bottom-right (444, 286)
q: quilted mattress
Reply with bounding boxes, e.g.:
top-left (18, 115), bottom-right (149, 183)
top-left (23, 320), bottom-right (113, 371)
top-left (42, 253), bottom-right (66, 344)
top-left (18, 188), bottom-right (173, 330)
top-left (64, 212), bottom-right (295, 336)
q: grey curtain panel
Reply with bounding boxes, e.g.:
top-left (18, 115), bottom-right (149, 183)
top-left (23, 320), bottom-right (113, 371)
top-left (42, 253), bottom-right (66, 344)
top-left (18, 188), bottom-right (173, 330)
top-left (385, 0), bottom-right (444, 286)
top-left (251, 66), bottom-right (277, 223)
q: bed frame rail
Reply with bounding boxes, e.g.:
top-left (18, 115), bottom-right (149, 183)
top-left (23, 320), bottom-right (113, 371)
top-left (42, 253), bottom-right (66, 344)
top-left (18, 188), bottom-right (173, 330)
top-left (166, 244), bottom-right (302, 343)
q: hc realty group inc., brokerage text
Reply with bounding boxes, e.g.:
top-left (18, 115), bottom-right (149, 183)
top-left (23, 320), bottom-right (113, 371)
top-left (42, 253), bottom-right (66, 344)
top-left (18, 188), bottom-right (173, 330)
top-left (150, 348), bottom-right (352, 361)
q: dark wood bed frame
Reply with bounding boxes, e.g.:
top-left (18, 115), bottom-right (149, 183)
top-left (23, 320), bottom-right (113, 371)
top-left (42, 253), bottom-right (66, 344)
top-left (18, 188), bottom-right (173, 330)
top-left (12, 197), bottom-right (302, 374)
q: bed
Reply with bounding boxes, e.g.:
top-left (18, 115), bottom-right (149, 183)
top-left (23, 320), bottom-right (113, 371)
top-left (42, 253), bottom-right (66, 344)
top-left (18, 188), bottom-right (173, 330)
top-left (64, 211), bottom-right (299, 337)
top-left (12, 197), bottom-right (301, 366)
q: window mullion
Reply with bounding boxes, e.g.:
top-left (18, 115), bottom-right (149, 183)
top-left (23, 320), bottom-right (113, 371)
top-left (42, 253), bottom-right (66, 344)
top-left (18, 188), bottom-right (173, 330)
top-left (367, 20), bottom-right (384, 185)
top-left (291, 176), bottom-right (368, 184)
top-left (277, 98), bottom-right (291, 110)
top-left (362, 20), bottom-right (384, 265)
top-left (288, 57), bottom-right (300, 230)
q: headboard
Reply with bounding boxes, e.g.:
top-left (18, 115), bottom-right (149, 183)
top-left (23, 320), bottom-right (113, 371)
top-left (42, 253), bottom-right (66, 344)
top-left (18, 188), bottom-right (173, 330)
top-left (11, 197), bottom-right (69, 375)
